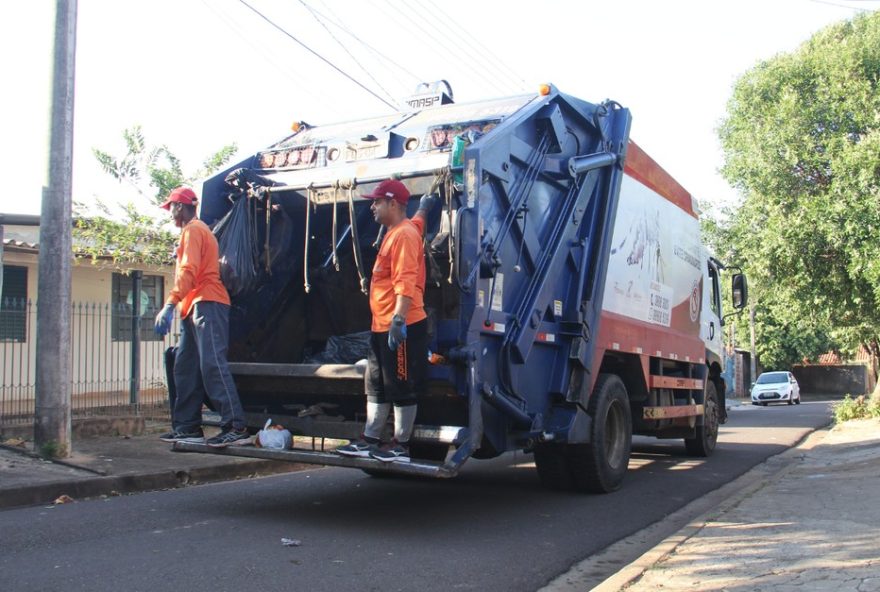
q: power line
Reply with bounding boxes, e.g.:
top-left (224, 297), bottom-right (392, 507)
top-left (298, 0), bottom-right (398, 104)
top-left (198, 0), bottom-right (340, 108)
top-left (312, 0), bottom-right (423, 86)
top-left (413, 0), bottom-right (529, 92)
top-left (387, 0), bottom-right (512, 95)
top-left (807, 0), bottom-right (871, 10)
top-left (236, 0), bottom-right (398, 110)
top-left (368, 0), bottom-right (509, 96)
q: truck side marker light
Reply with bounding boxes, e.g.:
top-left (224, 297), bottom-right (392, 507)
top-left (685, 356), bottom-right (690, 362)
top-left (539, 84), bottom-right (551, 96)
top-left (656, 350), bottom-right (662, 357)
top-left (634, 347), bottom-right (643, 354)
top-left (537, 332), bottom-right (555, 343)
top-left (612, 342), bottom-right (620, 350)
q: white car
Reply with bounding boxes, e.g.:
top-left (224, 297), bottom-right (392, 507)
top-left (751, 371), bottom-right (801, 406)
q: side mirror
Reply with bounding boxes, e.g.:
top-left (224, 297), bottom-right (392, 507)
top-left (732, 273), bottom-right (748, 309)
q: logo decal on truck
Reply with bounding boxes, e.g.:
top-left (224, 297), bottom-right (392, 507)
top-left (689, 280), bottom-right (701, 323)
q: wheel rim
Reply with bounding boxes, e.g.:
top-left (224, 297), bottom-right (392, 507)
top-left (604, 400), bottom-right (627, 469)
top-left (705, 395), bottom-right (718, 442)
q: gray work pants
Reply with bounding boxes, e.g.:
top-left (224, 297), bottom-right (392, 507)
top-left (173, 301), bottom-right (246, 432)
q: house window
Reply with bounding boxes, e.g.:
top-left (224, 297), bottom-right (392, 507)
top-left (0, 265), bottom-right (28, 341)
top-left (111, 273), bottom-right (165, 342)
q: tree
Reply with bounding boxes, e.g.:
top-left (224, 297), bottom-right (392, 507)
top-left (75, 126), bottom-right (237, 266)
top-left (715, 12), bottom-right (880, 376)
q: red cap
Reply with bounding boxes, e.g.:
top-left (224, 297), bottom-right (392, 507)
top-left (160, 187), bottom-right (198, 210)
top-left (361, 179), bottom-right (410, 206)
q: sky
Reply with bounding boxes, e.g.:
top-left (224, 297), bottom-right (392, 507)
top-left (1, 0), bottom-right (876, 218)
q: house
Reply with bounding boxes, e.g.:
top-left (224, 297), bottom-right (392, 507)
top-left (0, 213), bottom-right (175, 426)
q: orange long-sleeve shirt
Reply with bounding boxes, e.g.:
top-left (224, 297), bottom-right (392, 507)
top-left (166, 219), bottom-right (230, 318)
top-left (369, 216), bottom-right (426, 332)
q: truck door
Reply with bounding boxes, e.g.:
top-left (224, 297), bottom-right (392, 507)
top-left (702, 259), bottom-right (723, 359)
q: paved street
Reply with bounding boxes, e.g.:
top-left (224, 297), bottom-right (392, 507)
top-left (0, 401), bottom-right (832, 592)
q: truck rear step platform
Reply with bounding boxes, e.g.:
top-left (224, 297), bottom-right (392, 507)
top-left (172, 441), bottom-right (458, 478)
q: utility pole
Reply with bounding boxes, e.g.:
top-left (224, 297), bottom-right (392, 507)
top-left (35, 0), bottom-right (77, 458)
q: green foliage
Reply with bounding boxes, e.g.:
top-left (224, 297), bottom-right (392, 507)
top-left (38, 439), bottom-right (65, 459)
top-left (714, 12), bottom-right (880, 368)
top-left (833, 394), bottom-right (880, 423)
top-left (78, 126), bottom-right (237, 266)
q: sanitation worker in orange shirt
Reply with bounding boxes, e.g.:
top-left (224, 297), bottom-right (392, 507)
top-left (337, 179), bottom-right (437, 463)
top-left (153, 187), bottom-right (250, 448)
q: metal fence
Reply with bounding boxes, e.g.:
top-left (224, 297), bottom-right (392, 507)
top-left (0, 298), bottom-right (179, 426)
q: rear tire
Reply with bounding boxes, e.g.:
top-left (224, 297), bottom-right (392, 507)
top-left (533, 374), bottom-right (632, 494)
top-left (569, 374), bottom-right (632, 493)
top-left (684, 380), bottom-right (719, 457)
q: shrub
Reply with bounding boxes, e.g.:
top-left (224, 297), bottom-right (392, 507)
top-left (833, 394), bottom-right (880, 423)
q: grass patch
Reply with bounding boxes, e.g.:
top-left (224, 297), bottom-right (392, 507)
top-left (833, 394), bottom-right (880, 423)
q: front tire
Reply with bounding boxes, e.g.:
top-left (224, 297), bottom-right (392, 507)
top-left (684, 380), bottom-right (720, 457)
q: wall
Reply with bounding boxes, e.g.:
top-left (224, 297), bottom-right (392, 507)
top-left (791, 364), bottom-right (870, 396)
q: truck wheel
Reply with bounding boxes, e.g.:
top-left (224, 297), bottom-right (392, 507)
top-left (534, 444), bottom-right (573, 490)
top-left (684, 380), bottom-right (719, 457)
top-left (567, 374), bottom-right (632, 493)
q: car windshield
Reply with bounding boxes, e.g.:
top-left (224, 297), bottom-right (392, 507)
top-left (756, 372), bottom-right (789, 385)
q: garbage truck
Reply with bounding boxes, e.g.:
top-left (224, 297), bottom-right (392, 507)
top-left (174, 83), bottom-right (748, 493)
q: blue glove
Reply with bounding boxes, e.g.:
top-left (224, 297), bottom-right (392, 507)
top-left (418, 193), bottom-right (439, 214)
top-left (388, 314), bottom-right (407, 351)
top-left (154, 303), bottom-right (175, 336)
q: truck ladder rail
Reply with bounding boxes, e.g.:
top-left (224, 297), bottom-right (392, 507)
top-left (172, 441), bottom-right (459, 478)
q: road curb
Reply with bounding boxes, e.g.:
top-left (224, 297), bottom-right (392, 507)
top-left (0, 459), bottom-right (309, 511)
top-left (539, 423), bottom-right (832, 592)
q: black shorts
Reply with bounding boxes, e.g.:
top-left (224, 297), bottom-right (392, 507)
top-left (365, 319), bottom-right (428, 406)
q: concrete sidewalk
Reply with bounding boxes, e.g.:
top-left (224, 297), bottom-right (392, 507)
top-left (0, 423), bottom-right (313, 510)
top-left (593, 417), bottom-right (880, 592)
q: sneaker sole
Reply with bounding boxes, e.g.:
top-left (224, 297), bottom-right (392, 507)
top-left (337, 449), bottom-right (373, 458)
top-left (160, 436), bottom-right (205, 443)
top-left (372, 455), bottom-right (411, 463)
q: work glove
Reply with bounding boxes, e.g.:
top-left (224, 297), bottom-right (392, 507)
top-left (388, 314), bottom-right (407, 351)
top-left (418, 193), bottom-right (439, 214)
top-left (154, 303), bottom-right (175, 337)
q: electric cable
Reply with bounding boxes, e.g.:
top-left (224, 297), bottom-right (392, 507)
top-left (413, 0), bottom-right (530, 92)
top-left (389, 0), bottom-right (510, 95)
top-left (369, 0), bottom-right (509, 96)
top-left (236, 0), bottom-right (398, 110)
top-left (198, 0), bottom-right (341, 108)
top-left (313, 0), bottom-right (423, 85)
top-left (298, 0), bottom-right (398, 104)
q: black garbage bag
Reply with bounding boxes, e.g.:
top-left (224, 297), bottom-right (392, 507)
top-left (214, 196), bottom-right (259, 298)
top-left (304, 331), bottom-right (371, 364)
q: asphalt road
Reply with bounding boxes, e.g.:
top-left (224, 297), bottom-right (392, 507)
top-left (0, 400), bottom-right (832, 592)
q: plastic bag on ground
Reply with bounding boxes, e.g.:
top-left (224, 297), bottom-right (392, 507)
top-left (255, 419), bottom-right (292, 450)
